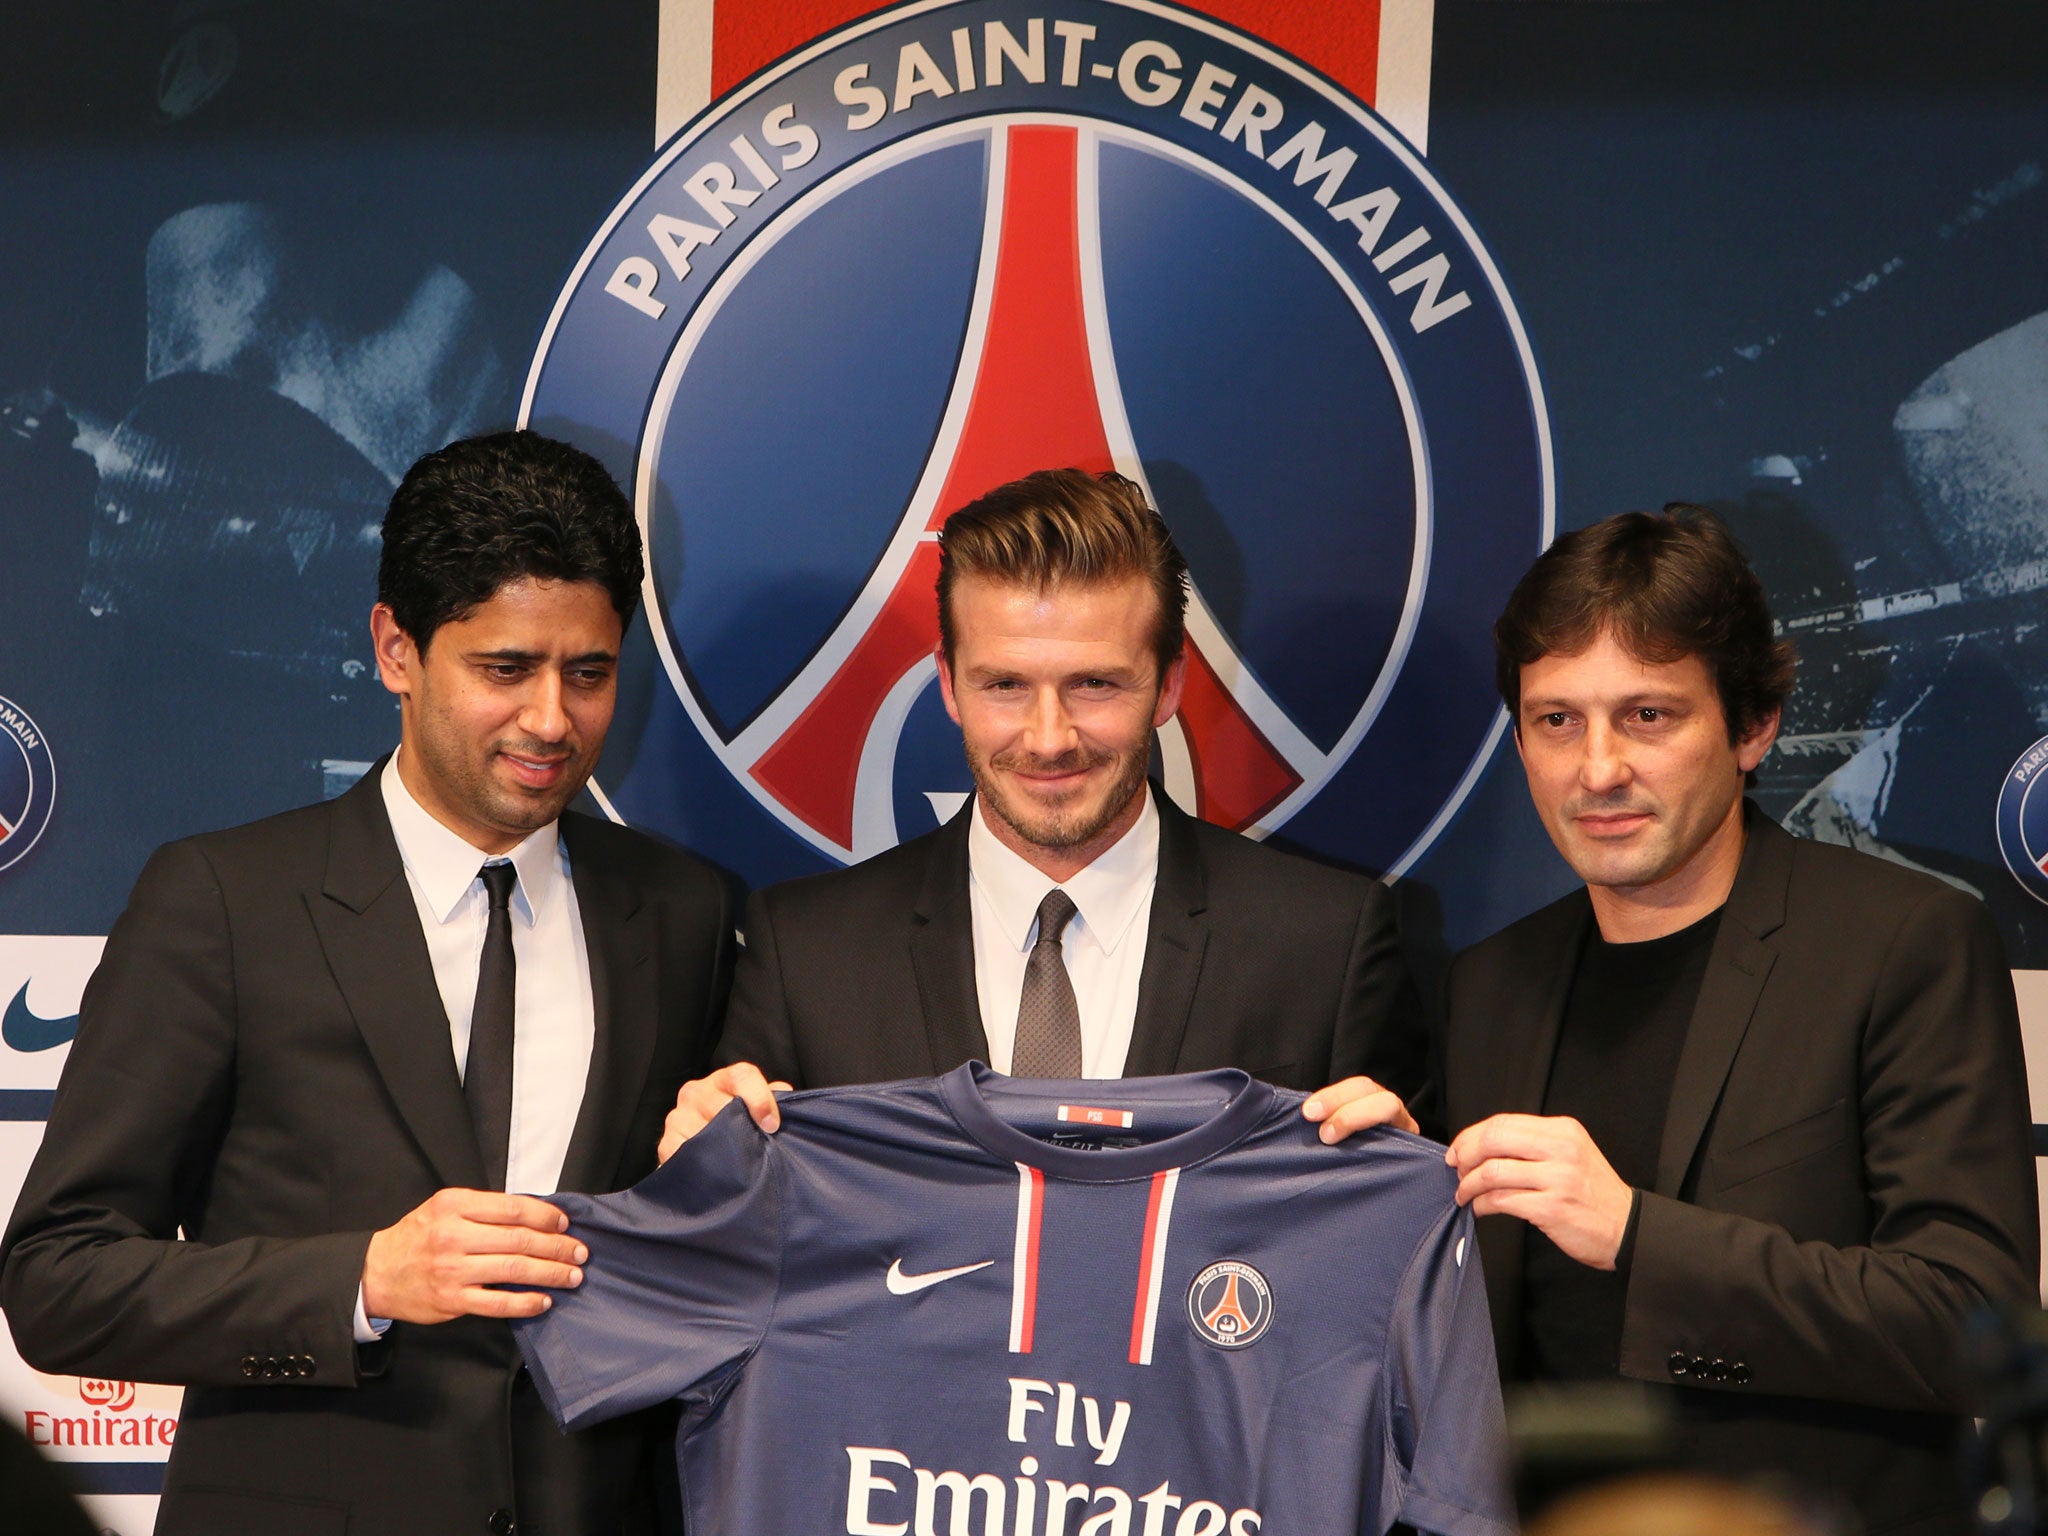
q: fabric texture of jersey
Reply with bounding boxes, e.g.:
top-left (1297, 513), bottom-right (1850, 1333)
top-left (516, 1064), bottom-right (1513, 1536)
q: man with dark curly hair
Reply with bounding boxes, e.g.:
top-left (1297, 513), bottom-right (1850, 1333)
top-left (1317, 504), bottom-right (2038, 1535)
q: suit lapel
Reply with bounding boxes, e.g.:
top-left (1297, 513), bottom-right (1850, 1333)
top-left (1122, 795), bottom-right (1208, 1079)
top-left (1496, 896), bottom-right (1590, 1117)
top-left (1653, 807), bottom-right (1788, 1195)
top-left (1469, 893), bottom-right (1587, 1367)
top-left (309, 766), bottom-right (486, 1191)
top-left (556, 819), bottom-right (656, 1193)
top-left (910, 804), bottom-right (989, 1071)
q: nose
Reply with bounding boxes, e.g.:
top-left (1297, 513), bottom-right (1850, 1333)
top-left (1021, 685), bottom-right (1079, 759)
top-left (1579, 718), bottom-right (1631, 795)
top-left (520, 670), bottom-right (572, 743)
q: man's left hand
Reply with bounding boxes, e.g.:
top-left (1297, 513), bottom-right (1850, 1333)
top-left (1301, 1077), bottom-right (1420, 1142)
top-left (1445, 1113), bottom-right (1633, 1270)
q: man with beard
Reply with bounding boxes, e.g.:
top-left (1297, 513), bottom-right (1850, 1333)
top-left (665, 467), bottom-right (1424, 1148)
top-left (3, 432), bottom-right (733, 1535)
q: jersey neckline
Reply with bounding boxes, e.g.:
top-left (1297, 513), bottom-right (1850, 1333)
top-left (939, 1061), bottom-right (1275, 1181)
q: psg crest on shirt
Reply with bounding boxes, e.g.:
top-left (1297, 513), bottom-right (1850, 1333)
top-left (1186, 1260), bottom-right (1273, 1349)
top-left (524, 0), bottom-right (1552, 880)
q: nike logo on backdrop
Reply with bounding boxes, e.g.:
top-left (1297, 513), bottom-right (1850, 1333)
top-left (885, 1258), bottom-right (995, 1295)
top-left (3, 983), bottom-right (78, 1053)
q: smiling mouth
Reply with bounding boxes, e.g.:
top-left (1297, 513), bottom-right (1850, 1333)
top-left (1016, 766), bottom-right (1092, 786)
top-left (500, 751), bottom-right (572, 787)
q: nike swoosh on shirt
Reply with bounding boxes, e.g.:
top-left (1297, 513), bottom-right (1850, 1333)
top-left (885, 1257), bottom-right (996, 1295)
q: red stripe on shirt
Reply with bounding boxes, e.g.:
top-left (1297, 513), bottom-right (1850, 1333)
top-left (1129, 1169), bottom-right (1171, 1364)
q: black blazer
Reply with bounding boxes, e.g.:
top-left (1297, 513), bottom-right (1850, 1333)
top-left (715, 792), bottom-right (1426, 1098)
top-left (0, 769), bottom-right (733, 1536)
top-left (1445, 809), bottom-right (2038, 1535)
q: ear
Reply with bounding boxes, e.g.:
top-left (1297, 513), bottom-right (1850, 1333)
top-left (1736, 704), bottom-right (1781, 774)
top-left (370, 604), bottom-right (419, 700)
top-left (1152, 648), bottom-right (1188, 728)
top-left (936, 643), bottom-right (962, 726)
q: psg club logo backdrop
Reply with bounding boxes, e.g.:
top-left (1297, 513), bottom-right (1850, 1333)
top-left (0, 696), bottom-right (55, 877)
top-left (523, 0), bottom-right (1552, 882)
top-left (1997, 734), bottom-right (2048, 907)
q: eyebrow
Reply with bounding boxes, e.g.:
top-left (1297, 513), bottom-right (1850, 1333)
top-left (467, 648), bottom-right (618, 665)
top-left (1521, 691), bottom-right (1687, 711)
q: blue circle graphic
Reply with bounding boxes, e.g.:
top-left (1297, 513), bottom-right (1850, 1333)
top-left (0, 695), bottom-right (56, 876)
top-left (523, 0), bottom-right (1552, 884)
top-left (1996, 733), bottom-right (2048, 906)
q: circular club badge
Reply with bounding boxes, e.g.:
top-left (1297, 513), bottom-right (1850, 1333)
top-left (1997, 733), bottom-right (2048, 906)
top-left (0, 695), bottom-right (55, 875)
top-left (1186, 1259), bottom-right (1273, 1348)
top-left (524, 0), bottom-right (1552, 882)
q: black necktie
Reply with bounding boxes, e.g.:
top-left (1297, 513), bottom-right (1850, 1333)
top-left (1012, 889), bottom-right (1082, 1078)
top-left (466, 861), bottom-right (518, 1190)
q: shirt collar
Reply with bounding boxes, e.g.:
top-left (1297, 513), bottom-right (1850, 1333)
top-left (379, 751), bottom-right (561, 926)
top-left (967, 785), bottom-right (1160, 956)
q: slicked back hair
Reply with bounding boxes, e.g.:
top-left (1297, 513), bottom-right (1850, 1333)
top-left (378, 430), bottom-right (643, 652)
top-left (1495, 503), bottom-right (1797, 754)
top-left (937, 468), bottom-right (1190, 674)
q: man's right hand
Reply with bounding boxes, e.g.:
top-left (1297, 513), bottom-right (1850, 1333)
top-left (658, 1062), bottom-right (791, 1163)
top-left (361, 1189), bottom-right (585, 1324)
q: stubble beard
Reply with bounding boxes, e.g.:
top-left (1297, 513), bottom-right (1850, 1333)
top-left (970, 739), bottom-right (1151, 853)
top-left (418, 725), bottom-right (591, 843)
top-left (1556, 792), bottom-right (1688, 891)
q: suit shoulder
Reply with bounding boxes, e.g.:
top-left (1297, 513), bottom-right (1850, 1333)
top-left (750, 823), bottom-right (943, 917)
top-left (1775, 827), bottom-right (1994, 935)
top-left (141, 796), bottom-right (343, 885)
top-left (561, 807), bottom-right (725, 892)
top-left (1453, 884), bottom-right (1587, 974)
top-left (1188, 818), bottom-right (1381, 903)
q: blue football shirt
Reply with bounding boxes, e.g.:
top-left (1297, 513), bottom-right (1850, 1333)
top-left (516, 1064), bottom-right (1513, 1536)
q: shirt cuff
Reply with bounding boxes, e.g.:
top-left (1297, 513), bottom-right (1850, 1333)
top-left (353, 1285), bottom-right (393, 1344)
top-left (1614, 1187), bottom-right (1643, 1278)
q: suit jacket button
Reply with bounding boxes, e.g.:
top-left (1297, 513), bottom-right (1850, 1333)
top-left (487, 1509), bottom-right (516, 1535)
top-left (1707, 1357), bottom-right (1731, 1381)
top-left (300, 1353), bottom-right (316, 1376)
top-left (1731, 1362), bottom-right (1751, 1385)
top-left (261, 1356), bottom-right (281, 1379)
top-left (1690, 1354), bottom-right (1710, 1377)
top-left (240, 1355), bottom-right (259, 1378)
top-left (1667, 1352), bottom-right (1689, 1378)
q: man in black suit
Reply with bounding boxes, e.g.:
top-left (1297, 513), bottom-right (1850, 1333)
top-left (1, 432), bottom-right (733, 1535)
top-left (1318, 505), bottom-right (2038, 1534)
top-left (663, 468), bottom-right (1423, 1153)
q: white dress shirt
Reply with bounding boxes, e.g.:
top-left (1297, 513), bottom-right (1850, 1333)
top-left (968, 786), bottom-right (1159, 1078)
top-left (379, 752), bottom-right (596, 1195)
top-left (357, 753), bottom-right (596, 1339)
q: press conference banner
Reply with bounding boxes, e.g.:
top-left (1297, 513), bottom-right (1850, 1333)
top-left (2, 4), bottom-right (2045, 1529)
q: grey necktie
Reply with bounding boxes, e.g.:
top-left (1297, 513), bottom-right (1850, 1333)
top-left (466, 860), bottom-right (518, 1191)
top-left (1013, 889), bottom-right (1082, 1078)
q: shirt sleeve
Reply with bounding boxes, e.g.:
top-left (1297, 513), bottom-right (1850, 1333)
top-left (513, 1102), bottom-right (783, 1432)
top-left (1382, 1201), bottom-right (1517, 1536)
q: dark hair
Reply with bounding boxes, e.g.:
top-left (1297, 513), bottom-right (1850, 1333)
top-left (377, 430), bottom-right (643, 651)
top-left (1495, 503), bottom-right (1796, 745)
top-left (937, 469), bottom-right (1190, 673)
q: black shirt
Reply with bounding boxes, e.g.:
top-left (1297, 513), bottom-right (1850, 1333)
top-left (1520, 906), bottom-right (1722, 1380)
